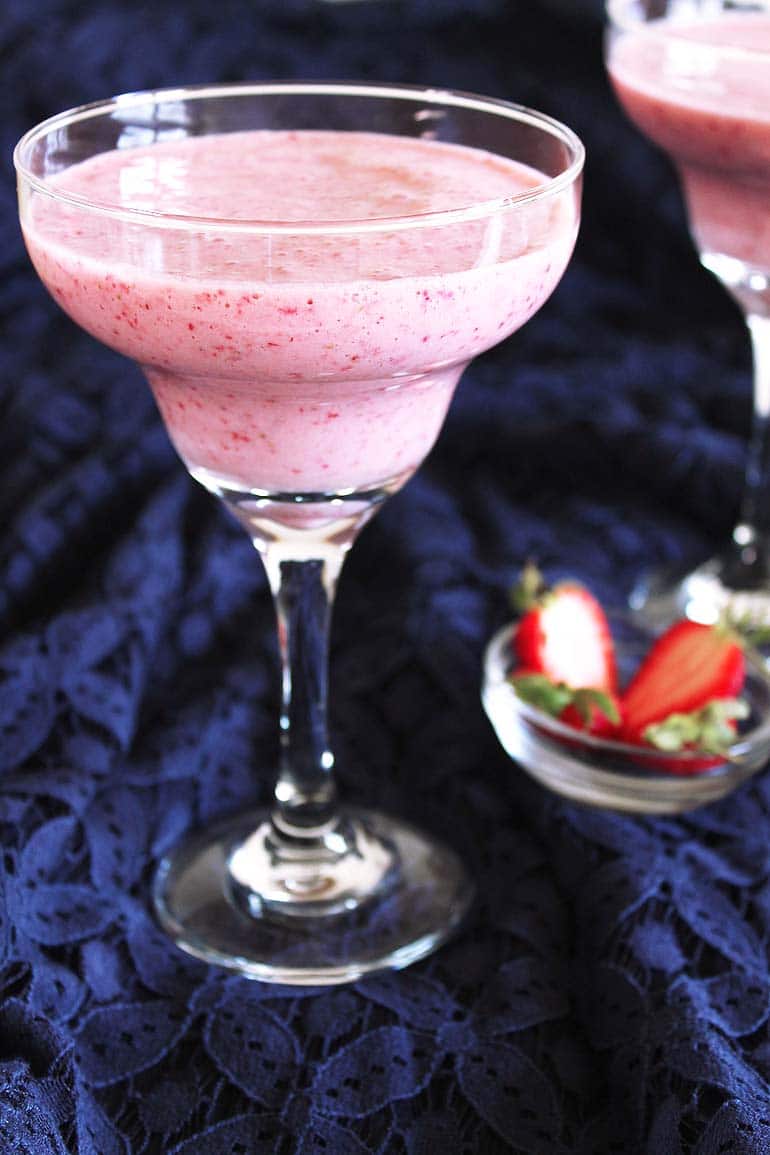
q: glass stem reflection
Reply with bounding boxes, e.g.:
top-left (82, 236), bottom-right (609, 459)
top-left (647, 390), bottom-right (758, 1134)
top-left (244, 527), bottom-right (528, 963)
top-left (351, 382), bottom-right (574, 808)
top-left (261, 544), bottom-right (346, 836)
top-left (732, 314), bottom-right (770, 577)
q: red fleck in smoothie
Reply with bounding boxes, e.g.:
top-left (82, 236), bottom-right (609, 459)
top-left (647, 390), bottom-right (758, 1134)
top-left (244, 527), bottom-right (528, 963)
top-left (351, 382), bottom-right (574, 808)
top-left (23, 131), bottom-right (578, 495)
top-left (608, 13), bottom-right (770, 273)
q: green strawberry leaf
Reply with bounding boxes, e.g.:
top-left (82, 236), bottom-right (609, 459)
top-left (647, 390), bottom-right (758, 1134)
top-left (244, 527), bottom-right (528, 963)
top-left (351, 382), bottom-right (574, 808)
top-left (509, 673), bottom-right (574, 717)
top-left (724, 610), bottom-right (770, 650)
top-left (643, 698), bottom-right (749, 754)
top-left (571, 688), bottom-right (621, 726)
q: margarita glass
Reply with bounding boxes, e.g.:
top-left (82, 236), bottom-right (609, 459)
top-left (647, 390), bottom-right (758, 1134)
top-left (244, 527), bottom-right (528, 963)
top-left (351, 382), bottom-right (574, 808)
top-left (15, 84), bottom-right (583, 984)
top-left (607, 0), bottom-right (770, 624)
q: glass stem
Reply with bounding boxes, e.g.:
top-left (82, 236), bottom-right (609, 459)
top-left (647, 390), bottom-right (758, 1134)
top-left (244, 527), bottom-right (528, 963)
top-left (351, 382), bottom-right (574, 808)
top-left (734, 313), bottom-right (770, 563)
top-left (260, 543), bottom-right (346, 837)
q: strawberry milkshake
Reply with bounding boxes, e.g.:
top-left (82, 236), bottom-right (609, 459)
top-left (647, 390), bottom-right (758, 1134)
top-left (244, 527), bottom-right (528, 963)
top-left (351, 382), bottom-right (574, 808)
top-left (607, 11), bottom-right (770, 278)
top-left (22, 130), bottom-right (578, 498)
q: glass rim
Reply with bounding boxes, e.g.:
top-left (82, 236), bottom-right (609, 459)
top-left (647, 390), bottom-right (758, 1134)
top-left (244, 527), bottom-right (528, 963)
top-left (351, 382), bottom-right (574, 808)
top-left (607, 0), bottom-right (770, 39)
top-left (14, 80), bottom-right (585, 237)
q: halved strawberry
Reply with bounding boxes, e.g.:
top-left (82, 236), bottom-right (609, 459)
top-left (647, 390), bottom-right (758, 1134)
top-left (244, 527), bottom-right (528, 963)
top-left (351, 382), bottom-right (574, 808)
top-left (620, 620), bottom-right (745, 744)
top-left (512, 564), bottom-right (617, 693)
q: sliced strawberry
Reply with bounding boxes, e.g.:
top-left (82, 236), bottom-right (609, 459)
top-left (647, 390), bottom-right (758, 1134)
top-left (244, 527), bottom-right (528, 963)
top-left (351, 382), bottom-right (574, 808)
top-left (512, 565), bottom-right (617, 693)
top-left (620, 620), bottom-right (745, 744)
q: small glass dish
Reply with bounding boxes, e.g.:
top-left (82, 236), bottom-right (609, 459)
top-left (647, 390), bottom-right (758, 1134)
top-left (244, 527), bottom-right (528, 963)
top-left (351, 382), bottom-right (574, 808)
top-left (482, 616), bottom-right (770, 813)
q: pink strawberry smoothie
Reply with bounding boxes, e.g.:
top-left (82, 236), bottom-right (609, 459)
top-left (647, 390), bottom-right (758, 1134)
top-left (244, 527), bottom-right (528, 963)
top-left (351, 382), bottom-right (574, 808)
top-left (608, 13), bottom-right (770, 273)
top-left (23, 130), bottom-right (578, 495)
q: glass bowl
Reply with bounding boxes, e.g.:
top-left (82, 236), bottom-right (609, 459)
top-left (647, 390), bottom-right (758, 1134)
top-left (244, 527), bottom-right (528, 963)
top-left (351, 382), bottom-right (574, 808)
top-left (481, 616), bottom-right (770, 814)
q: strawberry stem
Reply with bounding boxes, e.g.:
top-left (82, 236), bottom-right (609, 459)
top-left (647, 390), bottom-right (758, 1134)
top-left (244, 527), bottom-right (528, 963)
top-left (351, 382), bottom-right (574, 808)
top-left (510, 561), bottom-right (546, 614)
top-left (572, 688), bottom-right (621, 726)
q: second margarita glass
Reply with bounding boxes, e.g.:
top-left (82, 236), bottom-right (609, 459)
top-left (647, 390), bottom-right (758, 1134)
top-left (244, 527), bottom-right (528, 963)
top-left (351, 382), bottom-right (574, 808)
top-left (607, 0), bottom-right (770, 625)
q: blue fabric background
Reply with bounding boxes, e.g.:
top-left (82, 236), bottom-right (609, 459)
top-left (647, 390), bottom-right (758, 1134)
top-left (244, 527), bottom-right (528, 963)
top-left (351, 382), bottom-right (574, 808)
top-left (2, 0), bottom-right (768, 1151)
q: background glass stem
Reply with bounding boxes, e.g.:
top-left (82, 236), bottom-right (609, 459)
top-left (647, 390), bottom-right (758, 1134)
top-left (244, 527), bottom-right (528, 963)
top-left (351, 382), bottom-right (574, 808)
top-left (735, 314), bottom-right (770, 557)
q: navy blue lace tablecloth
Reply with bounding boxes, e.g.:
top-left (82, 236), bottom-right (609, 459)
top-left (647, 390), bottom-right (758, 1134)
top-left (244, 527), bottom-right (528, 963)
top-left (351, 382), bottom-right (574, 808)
top-left (2, 1), bottom-right (769, 1152)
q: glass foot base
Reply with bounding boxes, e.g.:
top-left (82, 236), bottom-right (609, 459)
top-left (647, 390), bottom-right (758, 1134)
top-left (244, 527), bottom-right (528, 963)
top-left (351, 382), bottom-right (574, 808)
top-left (152, 807), bottom-right (474, 986)
top-left (630, 543), bottom-right (770, 630)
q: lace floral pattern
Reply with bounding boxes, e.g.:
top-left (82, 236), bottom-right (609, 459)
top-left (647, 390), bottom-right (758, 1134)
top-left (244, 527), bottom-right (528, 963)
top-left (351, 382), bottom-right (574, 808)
top-left (2, 0), bottom-right (768, 1150)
